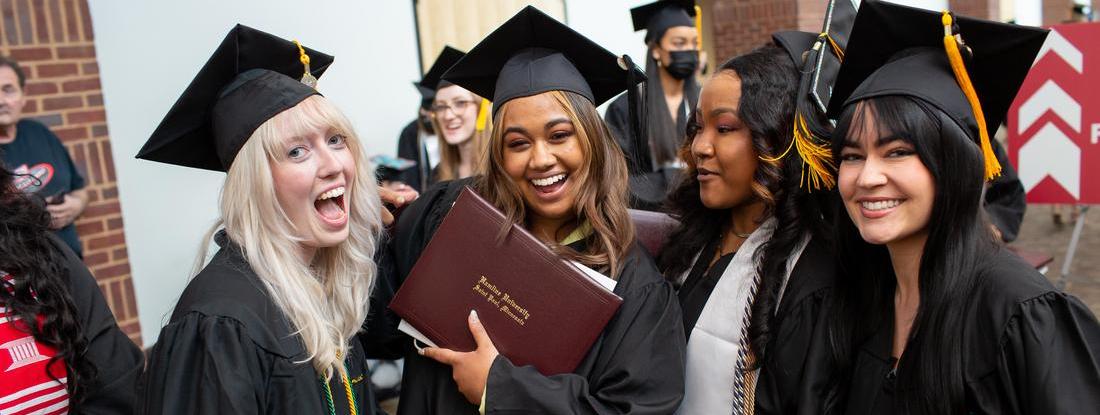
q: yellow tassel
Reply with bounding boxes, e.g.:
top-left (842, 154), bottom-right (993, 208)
top-left (694, 5), bottom-right (704, 51)
top-left (941, 11), bottom-right (1001, 181)
top-left (475, 98), bottom-right (490, 131)
top-left (293, 39), bottom-right (318, 88)
top-left (793, 113), bottom-right (837, 190)
top-left (825, 33), bottom-right (844, 62)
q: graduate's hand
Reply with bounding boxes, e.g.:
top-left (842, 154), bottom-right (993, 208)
top-left (377, 185), bottom-right (414, 226)
top-left (421, 310), bottom-right (499, 404)
top-left (382, 181), bottom-right (420, 203)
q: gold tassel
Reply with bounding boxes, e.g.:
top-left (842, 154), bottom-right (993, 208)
top-left (825, 33), bottom-right (844, 62)
top-left (475, 98), bottom-right (490, 131)
top-left (941, 11), bottom-right (1001, 181)
top-left (694, 5), bottom-right (704, 50)
top-left (793, 113), bottom-right (836, 190)
top-left (293, 39), bottom-right (318, 88)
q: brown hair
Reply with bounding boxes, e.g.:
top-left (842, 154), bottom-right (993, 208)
top-left (475, 90), bottom-right (634, 279)
top-left (432, 91), bottom-right (491, 182)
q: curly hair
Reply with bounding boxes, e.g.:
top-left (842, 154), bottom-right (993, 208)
top-left (658, 45), bottom-right (833, 368)
top-left (0, 165), bottom-right (96, 405)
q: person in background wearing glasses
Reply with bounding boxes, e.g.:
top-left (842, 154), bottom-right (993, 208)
top-left (426, 48), bottom-right (491, 185)
top-left (0, 56), bottom-right (90, 257)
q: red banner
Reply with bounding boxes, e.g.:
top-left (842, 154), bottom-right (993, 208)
top-left (1007, 22), bottom-right (1100, 204)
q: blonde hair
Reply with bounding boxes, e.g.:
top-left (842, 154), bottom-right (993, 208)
top-left (432, 90), bottom-right (491, 182)
top-left (194, 95), bottom-right (384, 379)
top-left (476, 90), bottom-right (634, 278)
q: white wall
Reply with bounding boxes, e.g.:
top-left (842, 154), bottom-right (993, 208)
top-left (89, 0), bottom-right (421, 345)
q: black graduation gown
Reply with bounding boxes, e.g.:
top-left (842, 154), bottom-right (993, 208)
top-left (984, 139), bottom-right (1026, 242)
top-left (138, 232), bottom-right (380, 415)
top-left (754, 237), bottom-right (836, 415)
top-left (393, 119), bottom-right (435, 193)
top-left (50, 234), bottom-right (144, 413)
top-left (603, 94), bottom-right (691, 211)
top-left (843, 248), bottom-right (1100, 414)
top-left (386, 178), bottom-right (687, 414)
top-left (674, 236), bottom-right (836, 415)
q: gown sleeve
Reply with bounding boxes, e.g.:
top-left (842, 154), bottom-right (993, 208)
top-left (483, 268), bottom-right (686, 414)
top-left (973, 291), bottom-right (1100, 414)
top-left (56, 237), bottom-right (143, 414)
top-left (983, 139), bottom-right (1026, 242)
top-left (755, 287), bottom-right (833, 415)
top-left (139, 313), bottom-right (268, 415)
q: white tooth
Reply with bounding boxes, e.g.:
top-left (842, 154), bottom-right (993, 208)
top-left (531, 174), bottom-right (565, 187)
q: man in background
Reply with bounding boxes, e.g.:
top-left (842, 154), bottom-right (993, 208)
top-left (0, 56), bottom-right (89, 257)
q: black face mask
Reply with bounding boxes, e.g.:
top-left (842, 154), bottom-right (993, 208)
top-left (664, 50), bottom-right (699, 80)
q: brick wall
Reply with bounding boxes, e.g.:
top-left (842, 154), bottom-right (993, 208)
top-left (950, 0), bottom-right (999, 20)
top-left (1, 0), bottom-right (141, 345)
top-left (708, 0), bottom-right (799, 64)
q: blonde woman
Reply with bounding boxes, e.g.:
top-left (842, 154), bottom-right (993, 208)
top-left (386, 7), bottom-right (685, 413)
top-left (136, 26), bottom-right (390, 414)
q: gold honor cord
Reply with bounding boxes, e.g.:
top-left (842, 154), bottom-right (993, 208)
top-left (294, 39), bottom-right (318, 88)
top-left (941, 11), bottom-right (1002, 181)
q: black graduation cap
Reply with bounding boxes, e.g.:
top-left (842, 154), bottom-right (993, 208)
top-left (418, 46), bottom-right (466, 93)
top-left (827, 0), bottom-right (1047, 180)
top-left (137, 24), bottom-right (333, 172)
top-left (630, 0), bottom-right (696, 44)
top-left (413, 81), bottom-right (435, 110)
top-left (442, 6), bottom-right (645, 116)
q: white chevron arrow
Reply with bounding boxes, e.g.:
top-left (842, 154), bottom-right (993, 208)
top-left (1018, 123), bottom-right (1080, 199)
top-left (1017, 80), bottom-right (1081, 134)
top-left (1033, 29), bottom-right (1083, 73)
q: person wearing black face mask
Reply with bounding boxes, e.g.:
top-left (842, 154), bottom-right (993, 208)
top-left (604, 0), bottom-right (702, 211)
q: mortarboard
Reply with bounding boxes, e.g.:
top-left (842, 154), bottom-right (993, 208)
top-left (630, 0), bottom-right (697, 44)
top-left (418, 46), bottom-right (466, 93)
top-left (827, 0), bottom-right (1048, 180)
top-left (414, 46), bottom-right (465, 110)
top-left (767, 0), bottom-right (858, 190)
top-left (137, 24), bottom-right (332, 172)
top-left (442, 5), bottom-right (645, 116)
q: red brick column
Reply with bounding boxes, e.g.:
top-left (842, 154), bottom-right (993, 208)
top-left (1, 0), bottom-right (141, 345)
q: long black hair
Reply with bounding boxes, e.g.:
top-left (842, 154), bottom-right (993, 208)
top-left (658, 45), bottom-right (832, 367)
top-left (644, 40), bottom-right (700, 168)
top-left (0, 165), bottom-right (96, 405)
top-left (825, 95), bottom-right (998, 414)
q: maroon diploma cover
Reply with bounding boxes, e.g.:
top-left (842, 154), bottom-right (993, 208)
top-left (389, 186), bottom-right (623, 375)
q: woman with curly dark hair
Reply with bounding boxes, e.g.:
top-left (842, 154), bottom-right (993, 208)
top-left (658, 43), bottom-right (837, 414)
top-left (0, 163), bottom-right (142, 413)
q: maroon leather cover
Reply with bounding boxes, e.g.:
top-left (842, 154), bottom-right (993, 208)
top-left (389, 186), bottom-right (623, 375)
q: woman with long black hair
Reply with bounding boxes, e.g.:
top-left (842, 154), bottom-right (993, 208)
top-left (605, 0), bottom-right (702, 209)
top-left (658, 43), bottom-right (836, 414)
top-left (0, 164), bottom-right (143, 413)
top-left (824, 2), bottom-right (1100, 413)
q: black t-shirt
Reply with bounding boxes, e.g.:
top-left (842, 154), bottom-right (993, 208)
top-left (1, 119), bottom-right (87, 256)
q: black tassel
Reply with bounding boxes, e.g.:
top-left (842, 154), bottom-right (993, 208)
top-left (622, 54), bottom-right (651, 175)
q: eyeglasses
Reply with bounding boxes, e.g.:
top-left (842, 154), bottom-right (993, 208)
top-left (430, 99), bottom-right (477, 116)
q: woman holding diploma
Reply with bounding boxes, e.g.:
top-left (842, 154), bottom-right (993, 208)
top-left (386, 6), bottom-right (686, 414)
